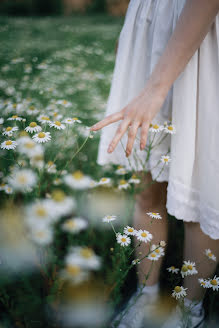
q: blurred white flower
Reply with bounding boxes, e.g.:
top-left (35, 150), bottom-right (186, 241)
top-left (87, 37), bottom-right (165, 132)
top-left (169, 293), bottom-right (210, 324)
top-left (204, 249), bottom-right (216, 261)
top-left (61, 217), bottom-right (88, 234)
top-left (66, 246), bottom-right (101, 270)
top-left (118, 179), bottom-right (130, 190)
top-left (102, 215), bottom-right (117, 223)
top-left (8, 168), bottom-right (37, 192)
top-left (64, 171), bottom-right (93, 190)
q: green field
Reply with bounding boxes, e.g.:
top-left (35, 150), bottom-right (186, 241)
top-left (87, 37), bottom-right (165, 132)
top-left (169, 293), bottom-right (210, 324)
top-left (0, 15), bottom-right (218, 328)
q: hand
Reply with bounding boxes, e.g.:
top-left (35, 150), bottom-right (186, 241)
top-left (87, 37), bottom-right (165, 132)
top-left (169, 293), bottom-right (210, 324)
top-left (90, 82), bottom-right (167, 157)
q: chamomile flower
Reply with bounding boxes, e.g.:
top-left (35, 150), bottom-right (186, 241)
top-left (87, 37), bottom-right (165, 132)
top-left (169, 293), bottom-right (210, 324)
top-left (148, 252), bottom-right (160, 261)
top-left (208, 276), bottom-right (219, 291)
top-left (62, 117), bottom-right (75, 125)
top-left (164, 124), bottom-right (176, 134)
top-left (2, 126), bottom-right (19, 136)
top-left (167, 266), bottom-right (180, 274)
top-left (132, 259), bottom-right (140, 265)
top-left (63, 171), bottom-right (93, 190)
top-left (56, 99), bottom-right (72, 107)
top-left (146, 212), bottom-right (162, 219)
top-left (61, 217), bottom-right (88, 234)
top-left (160, 240), bottom-right (166, 247)
top-left (47, 189), bottom-right (76, 217)
top-left (118, 179), bottom-right (130, 190)
top-left (26, 106), bottom-right (39, 116)
top-left (149, 124), bottom-right (164, 133)
top-left (49, 120), bottom-right (66, 130)
top-left (204, 249), bottom-right (216, 261)
top-left (128, 174), bottom-right (141, 184)
top-left (60, 264), bottom-right (90, 285)
top-left (198, 278), bottom-right (210, 289)
top-left (115, 165), bottom-right (127, 175)
top-left (25, 199), bottom-right (58, 227)
top-left (117, 233), bottom-right (131, 247)
top-left (66, 246), bottom-right (101, 270)
top-left (8, 169), bottom-right (37, 192)
top-left (172, 286), bottom-right (187, 300)
top-left (45, 161), bottom-right (57, 173)
top-left (5, 185), bottom-right (13, 194)
top-left (124, 226), bottom-right (137, 236)
top-left (29, 226), bottom-right (53, 246)
top-left (32, 131), bottom-right (51, 143)
top-left (7, 115), bottom-right (23, 121)
top-left (25, 122), bottom-right (42, 133)
top-left (180, 260), bottom-right (198, 278)
top-left (98, 177), bottom-right (111, 186)
top-left (136, 229), bottom-right (153, 243)
top-left (102, 215), bottom-right (117, 223)
top-left (160, 155), bottom-right (171, 165)
top-left (72, 117), bottom-right (82, 123)
top-left (151, 244), bottom-right (165, 257)
top-left (1, 140), bottom-right (17, 150)
top-left (37, 114), bottom-right (51, 124)
top-left (17, 136), bottom-right (43, 157)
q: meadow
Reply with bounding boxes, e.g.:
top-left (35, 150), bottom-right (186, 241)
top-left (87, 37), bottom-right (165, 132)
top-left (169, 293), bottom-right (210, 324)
top-left (0, 15), bottom-right (218, 328)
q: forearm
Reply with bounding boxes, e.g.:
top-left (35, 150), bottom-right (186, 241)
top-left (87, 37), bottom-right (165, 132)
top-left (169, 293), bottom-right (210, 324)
top-left (144, 0), bottom-right (219, 97)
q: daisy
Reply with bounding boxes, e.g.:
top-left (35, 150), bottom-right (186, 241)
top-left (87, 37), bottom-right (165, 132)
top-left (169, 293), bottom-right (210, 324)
top-left (18, 137), bottom-right (43, 157)
top-left (204, 249), bottom-right (216, 262)
top-left (172, 286), bottom-right (187, 300)
top-left (151, 244), bottom-right (165, 257)
top-left (167, 266), bottom-right (180, 274)
top-left (136, 229), bottom-right (153, 243)
top-left (115, 165), bottom-right (127, 175)
top-left (7, 115), bottom-right (23, 121)
top-left (128, 174), bottom-right (141, 184)
top-left (160, 240), bottom-right (166, 247)
top-left (164, 124), bottom-right (176, 134)
top-left (26, 106), bottom-right (39, 116)
top-left (62, 117), bottom-right (75, 125)
top-left (48, 189), bottom-right (76, 217)
top-left (98, 177), bottom-right (111, 186)
top-left (49, 120), bottom-right (66, 130)
top-left (102, 215), bottom-right (117, 223)
top-left (1, 140), bottom-right (17, 150)
top-left (160, 155), bottom-right (171, 165)
top-left (181, 260), bottom-right (198, 278)
top-left (61, 217), bottom-right (88, 234)
top-left (37, 114), bottom-right (51, 124)
top-left (66, 246), bottom-right (101, 270)
top-left (51, 112), bottom-right (63, 121)
top-left (72, 117), bottom-right (82, 123)
top-left (148, 252), bottom-right (160, 261)
top-left (32, 132), bottom-right (51, 143)
top-left (117, 233), bottom-right (131, 247)
top-left (198, 278), bottom-right (210, 289)
top-left (25, 122), bottom-right (42, 133)
top-left (63, 171), bottom-right (93, 190)
top-left (25, 199), bottom-right (58, 227)
top-left (45, 161), bottom-right (57, 173)
top-left (56, 99), bottom-right (72, 107)
top-left (118, 179), bottom-right (130, 190)
top-left (132, 259), bottom-right (140, 265)
top-left (29, 226), bottom-right (53, 246)
top-left (5, 185), bottom-right (13, 194)
top-left (60, 264), bottom-right (90, 285)
top-left (2, 126), bottom-right (19, 136)
top-left (208, 276), bottom-right (219, 291)
top-left (8, 169), bottom-right (37, 192)
top-left (146, 212), bottom-right (162, 219)
top-left (149, 124), bottom-right (164, 133)
top-left (124, 226), bottom-right (137, 236)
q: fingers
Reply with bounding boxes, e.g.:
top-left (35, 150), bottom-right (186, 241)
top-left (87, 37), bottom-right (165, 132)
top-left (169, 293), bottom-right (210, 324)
top-left (90, 111), bottom-right (124, 131)
top-left (107, 118), bottom-right (130, 153)
top-left (126, 121), bottom-right (140, 157)
top-left (140, 121), bottom-right (149, 150)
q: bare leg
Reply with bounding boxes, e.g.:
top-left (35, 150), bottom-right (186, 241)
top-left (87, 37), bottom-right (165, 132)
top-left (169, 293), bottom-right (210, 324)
top-left (133, 171), bottom-right (168, 286)
top-left (183, 222), bottom-right (219, 301)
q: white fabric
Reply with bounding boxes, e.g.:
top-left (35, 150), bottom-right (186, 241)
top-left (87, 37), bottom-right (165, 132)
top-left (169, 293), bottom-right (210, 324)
top-left (97, 0), bottom-right (219, 240)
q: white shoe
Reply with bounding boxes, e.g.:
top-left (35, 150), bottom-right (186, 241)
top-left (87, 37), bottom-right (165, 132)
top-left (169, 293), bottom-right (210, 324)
top-left (111, 286), bottom-right (159, 328)
top-left (160, 304), bottom-right (205, 328)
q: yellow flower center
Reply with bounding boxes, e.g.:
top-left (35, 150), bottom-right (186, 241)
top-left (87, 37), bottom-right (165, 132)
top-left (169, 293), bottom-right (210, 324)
top-left (30, 122), bottom-right (37, 127)
top-left (208, 252), bottom-right (213, 257)
top-left (6, 127), bottom-right (12, 131)
top-left (13, 103), bottom-right (17, 108)
top-left (168, 126), bottom-right (173, 130)
top-left (141, 232), bottom-right (147, 238)
top-left (29, 106), bottom-right (35, 110)
top-left (164, 158), bottom-right (169, 162)
top-left (121, 238), bottom-right (127, 243)
top-left (18, 175), bottom-right (27, 184)
top-left (72, 170), bottom-right (84, 180)
top-left (153, 124), bottom-right (159, 129)
top-left (155, 249), bottom-right (160, 254)
top-left (101, 178), bottom-right (108, 182)
top-left (19, 131), bottom-right (28, 137)
top-left (38, 132), bottom-right (45, 138)
top-left (119, 179), bottom-right (127, 185)
top-left (128, 228), bottom-right (133, 232)
top-left (63, 100), bottom-right (67, 104)
top-left (174, 286), bottom-right (182, 293)
top-left (181, 265), bottom-right (188, 272)
top-left (80, 248), bottom-right (93, 259)
top-left (53, 112), bottom-right (58, 117)
top-left (187, 265), bottom-right (193, 270)
top-left (201, 282), bottom-right (206, 286)
top-left (25, 142), bottom-right (35, 149)
top-left (171, 266), bottom-right (175, 270)
top-left (36, 231), bottom-right (46, 238)
top-left (52, 190), bottom-right (65, 202)
top-left (55, 121), bottom-right (61, 126)
top-left (151, 253), bottom-right (156, 258)
top-left (210, 279), bottom-right (217, 286)
top-left (12, 115), bottom-right (18, 119)
top-left (131, 174), bottom-right (137, 179)
top-left (73, 117), bottom-right (78, 120)
top-left (151, 212), bottom-right (157, 215)
top-left (36, 207), bottom-right (47, 217)
top-left (6, 140), bottom-right (12, 145)
top-left (47, 161), bottom-right (54, 166)
top-left (66, 265), bottom-right (80, 276)
top-left (41, 116), bottom-right (49, 121)
top-left (66, 220), bottom-right (76, 228)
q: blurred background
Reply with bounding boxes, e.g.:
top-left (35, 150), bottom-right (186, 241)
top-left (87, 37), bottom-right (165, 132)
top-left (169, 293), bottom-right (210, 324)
top-left (0, 0), bottom-right (129, 16)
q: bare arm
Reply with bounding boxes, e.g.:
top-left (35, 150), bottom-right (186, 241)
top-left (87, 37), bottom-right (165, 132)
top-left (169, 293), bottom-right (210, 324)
top-left (90, 0), bottom-right (219, 157)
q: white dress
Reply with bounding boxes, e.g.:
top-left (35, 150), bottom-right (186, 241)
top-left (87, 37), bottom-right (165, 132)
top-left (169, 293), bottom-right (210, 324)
top-left (97, 0), bottom-right (219, 240)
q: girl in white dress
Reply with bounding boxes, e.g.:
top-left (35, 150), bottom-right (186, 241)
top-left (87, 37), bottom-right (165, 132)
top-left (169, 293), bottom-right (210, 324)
top-left (90, 0), bottom-right (219, 327)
